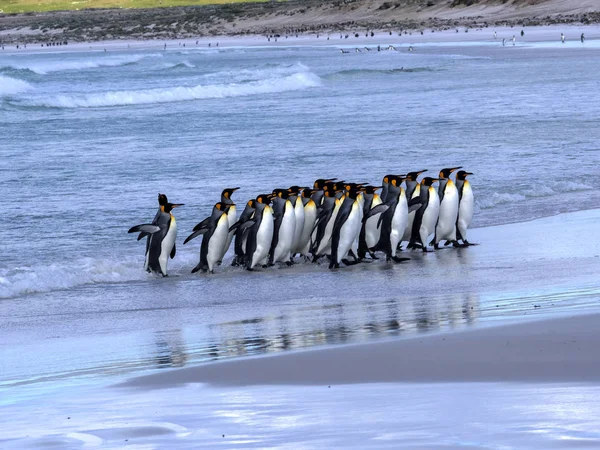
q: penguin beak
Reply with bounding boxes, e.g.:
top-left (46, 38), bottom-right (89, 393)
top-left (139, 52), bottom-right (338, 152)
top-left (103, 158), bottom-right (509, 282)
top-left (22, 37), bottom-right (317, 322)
top-left (418, 169), bottom-right (428, 174)
top-left (171, 203), bottom-right (184, 208)
top-left (449, 167), bottom-right (462, 173)
top-left (465, 172), bottom-right (474, 175)
top-left (231, 187), bottom-right (240, 192)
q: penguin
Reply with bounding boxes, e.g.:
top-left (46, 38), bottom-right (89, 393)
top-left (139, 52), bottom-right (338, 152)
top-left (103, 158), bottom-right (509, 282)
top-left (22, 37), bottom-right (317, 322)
top-left (311, 185), bottom-right (342, 261)
top-left (297, 188), bottom-right (317, 259)
top-left (184, 202), bottom-right (232, 274)
top-left (455, 170), bottom-right (474, 246)
top-left (245, 194), bottom-right (275, 270)
top-left (358, 186), bottom-right (383, 259)
top-left (269, 189), bottom-right (296, 265)
top-left (401, 170), bottom-right (428, 246)
top-left (330, 188), bottom-right (363, 269)
top-left (380, 174), bottom-right (395, 203)
top-left (434, 167), bottom-right (461, 248)
top-left (135, 193), bottom-right (168, 259)
top-left (128, 196), bottom-right (184, 276)
top-left (230, 199), bottom-right (256, 266)
top-left (367, 175), bottom-right (412, 262)
top-left (312, 178), bottom-right (336, 208)
top-left (218, 187), bottom-right (239, 263)
top-left (288, 186), bottom-right (305, 257)
top-left (409, 177), bottom-right (440, 252)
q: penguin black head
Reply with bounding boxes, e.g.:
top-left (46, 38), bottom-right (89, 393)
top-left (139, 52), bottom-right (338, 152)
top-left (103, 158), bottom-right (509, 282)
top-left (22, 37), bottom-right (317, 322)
top-left (256, 194), bottom-right (273, 205)
top-left (272, 188), bottom-right (289, 199)
top-left (383, 174), bottom-right (396, 184)
top-left (215, 202), bottom-right (232, 212)
top-left (439, 167), bottom-right (462, 179)
top-left (406, 170), bottom-right (427, 181)
top-left (163, 202), bottom-right (184, 213)
top-left (389, 175), bottom-right (405, 188)
top-left (363, 186), bottom-right (381, 194)
top-left (246, 199), bottom-right (256, 208)
top-left (158, 193), bottom-right (168, 205)
top-left (222, 187), bottom-right (240, 199)
top-left (301, 188), bottom-right (315, 198)
top-left (456, 171), bottom-right (473, 180)
top-left (314, 178), bottom-right (337, 189)
top-left (421, 177), bottom-right (439, 186)
top-left (288, 186), bottom-right (302, 195)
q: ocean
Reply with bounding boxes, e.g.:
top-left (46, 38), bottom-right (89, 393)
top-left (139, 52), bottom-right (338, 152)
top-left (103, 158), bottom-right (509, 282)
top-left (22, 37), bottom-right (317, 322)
top-left (1, 39), bottom-right (600, 404)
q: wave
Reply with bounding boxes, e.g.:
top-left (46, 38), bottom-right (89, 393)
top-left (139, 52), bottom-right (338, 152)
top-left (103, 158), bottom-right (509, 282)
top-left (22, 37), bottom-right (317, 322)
top-left (162, 61), bottom-right (196, 70)
top-left (0, 257), bottom-right (144, 299)
top-left (476, 181), bottom-right (593, 209)
top-left (18, 71), bottom-right (321, 108)
top-left (203, 62), bottom-right (311, 83)
top-left (0, 53), bottom-right (163, 75)
top-left (0, 75), bottom-right (33, 97)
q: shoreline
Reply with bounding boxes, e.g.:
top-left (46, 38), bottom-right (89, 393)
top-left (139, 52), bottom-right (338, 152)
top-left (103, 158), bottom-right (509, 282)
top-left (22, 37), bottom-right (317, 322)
top-left (1, 0), bottom-right (599, 46)
top-left (2, 22), bottom-right (599, 54)
top-left (121, 309), bottom-right (600, 388)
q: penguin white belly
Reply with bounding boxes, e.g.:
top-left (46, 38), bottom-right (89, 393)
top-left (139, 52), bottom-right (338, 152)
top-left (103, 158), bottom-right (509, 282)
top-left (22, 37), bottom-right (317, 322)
top-left (221, 205), bottom-right (237, 260)
top-left (299, 201), bottom-right (317, 256)
top-left (390, 192), bottom-right (408, 257)
top-left (365, 195), bottom-right (382, 249)
top-left (402, 186), bottom-right (420, 242)
top-left (457, 183), bottom-right (474, 241)
top-left (208, 215), bottom-right (230, 272)
top-left (273, 207), bottom-right (296, 263)
top-left (158, 216), bottom-right (177, 276)
top-left (337, 201), bottom-right (361, 263)
top-left (318, 200), bottom-right (341, 256)
top-left (291, 199), bottom-right (305, 254)
top-left (144, 238), bottom-right (151, 271)
top-left (420, 188), bottom-right (440, 248)
top-left (253, 208), bottom-right (274, 268)
top-left (436, 185), bottom-right (459, 243)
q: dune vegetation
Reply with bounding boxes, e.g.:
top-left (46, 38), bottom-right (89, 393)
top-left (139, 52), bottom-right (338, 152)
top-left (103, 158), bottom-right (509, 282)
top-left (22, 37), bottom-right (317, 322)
top-left (0, 0), bottom-right (266, 14)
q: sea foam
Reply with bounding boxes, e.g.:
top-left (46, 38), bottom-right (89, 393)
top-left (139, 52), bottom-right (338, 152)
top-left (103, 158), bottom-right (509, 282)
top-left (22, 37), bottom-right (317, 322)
top-left (0, 75), bottom-right (33, 97)
top-left (21, 71), bottom-right (321, 108)
top-left (1, 53), bottom-right (163, 75)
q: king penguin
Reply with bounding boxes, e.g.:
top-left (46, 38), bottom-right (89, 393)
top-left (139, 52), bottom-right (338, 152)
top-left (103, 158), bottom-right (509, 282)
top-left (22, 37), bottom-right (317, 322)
top-left (358, 186), bottom-right (383, 259)
top-left (245, 194), bottom-right (275, 270)
top-left (434, 167), bottom-right (461, 248)
top-left (367, 175), bottom-right (412, 262)
top-left (409, 177), bottom-right (440, 252)
top-left (297, 188), bottom-right (317, 259)
top-left (288, 186), bottom-right (305, 258)
top-left (401, 170), bottom-right (428, 246)
top-left (330, 188), bottom-right (363, 268)
top-left (219, 187), bottom-right (239, 263)
top-left (128, 195), bottom-right (184, 276)
top-left (230, 199), bottom-right (256, 266)
top-left (184, 202), bottom-right (232, 274)
top-left (269, 189), bottom-right (296, 265)
top-left (455, 170), bottom-right (475, 246)
top-left (311, 184), bottom-right (342, 261)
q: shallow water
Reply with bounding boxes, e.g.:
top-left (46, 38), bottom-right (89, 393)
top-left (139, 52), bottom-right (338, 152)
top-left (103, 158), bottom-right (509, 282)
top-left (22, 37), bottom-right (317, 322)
top-left (1, 41), bottom-right (600, 409)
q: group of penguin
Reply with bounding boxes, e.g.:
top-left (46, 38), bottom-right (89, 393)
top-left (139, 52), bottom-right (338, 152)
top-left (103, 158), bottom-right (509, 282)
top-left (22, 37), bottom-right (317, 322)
top-left (128, 168), bottom-right (474, 276)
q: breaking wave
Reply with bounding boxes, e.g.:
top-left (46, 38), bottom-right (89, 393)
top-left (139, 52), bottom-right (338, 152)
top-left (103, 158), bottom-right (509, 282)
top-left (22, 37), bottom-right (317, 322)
top-left (0, 75), bottom-right (32, 97)
top-left (476, 181), bottom-right (593, 209)
top-left (18, 71), bottom-right (321, 108)
top-left (0, 53), bottom-right (163, 75)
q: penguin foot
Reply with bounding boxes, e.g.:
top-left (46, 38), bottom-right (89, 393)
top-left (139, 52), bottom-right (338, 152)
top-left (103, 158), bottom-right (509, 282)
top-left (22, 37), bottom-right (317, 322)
top-left (246, 267), bottom-right (254, 271)
top-left (263, 264), bottom-right (269, 269)
top-left (341, 258), bottom-right (361, 266)
top-left (329, 262), bottom-right (340, 270)
top-left (285, 261), bottom-right (294, 267)
top-left (392, 256), bottom-right (410, 263)
top-left (369, 252), bottom-right (379, 260)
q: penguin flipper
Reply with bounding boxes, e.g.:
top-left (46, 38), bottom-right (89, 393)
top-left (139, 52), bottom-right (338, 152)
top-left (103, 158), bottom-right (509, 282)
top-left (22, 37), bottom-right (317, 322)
top-left (408, 202), bottom-right (422, 213)
top-left (183, 229), bottom-right (208, 244)
top-left (231, 220), bottom-right (255, 233)
top-left (128, 224), bottom-right (161, 234)
top-left (193, 217), bottom-right (211, 232)
top-left (170, 243), bottom-right (176, 259)
top-left (137, 232), bottom-right (149, 241)
top-left (191, 261), bottom-right (204, 274)
top-left (363, 204), bottom-right (389, 222)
